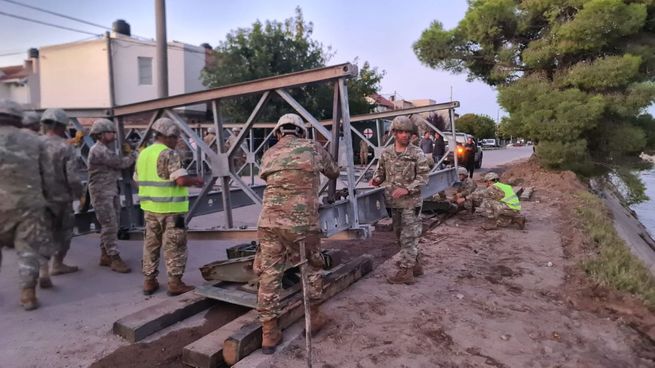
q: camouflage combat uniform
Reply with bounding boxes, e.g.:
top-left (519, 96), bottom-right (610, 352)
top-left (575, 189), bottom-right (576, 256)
top-left (372, 144), bottom-right (430, 268)
top-left (87, 141), bottom-right (136, 256)
top-left (41, 135), bottom-right (83, 258)
top-left (0, 125), bottom-right (55, 288)
top-left (256, 135), bottom-right (339, 322)
top-left (136, 149), bottom-right (190, 278)
top-left (226, 134), bottom-right (247, 170)
top-left (471, 184), bottom-right (522, 225)
top-left (454, 176), bottom-right (477, 211)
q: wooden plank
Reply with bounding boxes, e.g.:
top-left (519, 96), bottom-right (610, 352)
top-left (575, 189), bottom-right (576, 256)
top-left (112, 295), bottom-right (216, 343)
top-left (182, 310), bottom-right (258, 368)
top-left (195, 284), bottom-right (258, 308)
top-left (222, 254), bottom-right (373, 366)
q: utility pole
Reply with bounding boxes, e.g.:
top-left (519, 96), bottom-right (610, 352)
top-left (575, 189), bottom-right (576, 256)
top-left (155, 0), bottom-right (169, 98)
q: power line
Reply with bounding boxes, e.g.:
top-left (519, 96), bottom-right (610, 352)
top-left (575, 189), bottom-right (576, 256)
top-left (0, 0), bottom-right (111, 30)
top-left (0, 51), bottom-right (25, 57)
top-left (0, 10), bottom-right (101, 36)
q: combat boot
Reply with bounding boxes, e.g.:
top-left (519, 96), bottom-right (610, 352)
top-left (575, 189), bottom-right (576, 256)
top-left (51, 254), bottom-right (79, 275)
top-left (20, 287), bottom-right (38, 311)
top-left (413, 262), bottom-right (424, 277)
top-left (143, 277), bottom-right (160, 295)
top-left (481, 219), bottom-right (498, 231)
top-left (39, 262), bottom-right (53, 289)
top-left (309, 304), bottom-right (329, 337)
top-left (261, 319), bottom-right (283, 355)
top-left (109, 254), bottom-right (131, 273)
top-left (167, 276), bottom-right (194, 296)
top-left (99, 248), bottom-right (111, 267)
top-left (386, 267), bottom-right (415, 285)
top-left (514, 215), bottom-right (526, 230)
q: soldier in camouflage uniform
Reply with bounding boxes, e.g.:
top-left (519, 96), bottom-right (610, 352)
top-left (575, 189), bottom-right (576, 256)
top-left (226, 128), bottom-right (247, 171)
top-left (371, 116), bottom-right (430, 285)
top-left (471, 172), bottom-right (526, 230)
top-left (136, 118), bottom-right (204, 296)
top-left (454, 166), bottom-right (477, 214)
top-left (88, 118), bottom-right (135, 273)
top-left (38, 109), bottom-right (84, 288)
top-left (256, 113), bottom-right (339, 354)
top-left (0, 99), bottom-right (55, 310)
top-left (22, 111), bottom-right (41, 134)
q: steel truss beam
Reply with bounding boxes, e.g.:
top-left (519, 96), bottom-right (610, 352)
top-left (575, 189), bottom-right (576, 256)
top-left (70, 63), bottom-right (460, 240)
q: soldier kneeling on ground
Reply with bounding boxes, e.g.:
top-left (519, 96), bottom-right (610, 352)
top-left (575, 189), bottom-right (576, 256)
top-left (454, 166), bottom-right (477, 217)
top-left (471, 172), bottom-right (526, 230)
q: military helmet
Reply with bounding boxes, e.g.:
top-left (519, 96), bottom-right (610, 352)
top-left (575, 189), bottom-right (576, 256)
top-left (22, 111), bottom-right (41, 127)
top-left (484, 172), bottom-right (500, 181)
top-left (41, 108), bottom-right (68, 126)
top-left (0, 99), bottom-right (23, 118)
top-left (390, 116), bottom-right (415, 133)
top-left (152, 117), bottom-right (179, 137)
top-left (207, 127), bottom-right (216, 134)
top-left (273, 113), bottom-right (307, 137)
top-left (90, 118), bottom-right (116, 135)
top-left (457, 167), bottom-right (468, 176)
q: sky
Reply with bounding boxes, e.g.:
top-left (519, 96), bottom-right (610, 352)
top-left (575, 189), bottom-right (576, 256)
top-left (0, 0), bottom-right (503, 119)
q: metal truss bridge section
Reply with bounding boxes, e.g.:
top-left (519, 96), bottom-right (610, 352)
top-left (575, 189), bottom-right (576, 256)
top-left (62, 63), bottom-right (460, 240)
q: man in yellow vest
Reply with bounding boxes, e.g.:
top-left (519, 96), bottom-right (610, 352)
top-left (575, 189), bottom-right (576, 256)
top-left (135, 118), bottom-right (204, 296)
top-left (472, 172), bottom-right (526, 230)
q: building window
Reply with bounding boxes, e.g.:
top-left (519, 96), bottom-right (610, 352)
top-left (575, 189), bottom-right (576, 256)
top-left (138, 57), bottom-right (152, 85)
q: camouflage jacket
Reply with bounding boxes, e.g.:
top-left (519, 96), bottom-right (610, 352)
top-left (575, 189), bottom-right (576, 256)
top-left (40, 135), bottom-right (83, 203)
top-left (457, 177), bottom-right (477, 197)
top-left (88, 141), bottom-right (136, 197)
top-left (372, 144), bottom-right (430, 208)
top-left (258, 135), bottom-right (339, 231)
top-left (471, 184), bottom-right (505, 204)
top-left (0, 125), bottom-right (55, 214)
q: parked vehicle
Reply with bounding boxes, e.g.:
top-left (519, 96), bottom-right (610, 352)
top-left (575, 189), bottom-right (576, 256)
top-left (441, 132), bottom-right (483, 169)
top-left (481, 138), bottom-right (499, 148)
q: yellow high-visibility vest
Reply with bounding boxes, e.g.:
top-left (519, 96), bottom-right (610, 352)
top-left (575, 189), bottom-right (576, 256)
top-left (137, 143), bottom-right (189, 213)
top-left (493, 182), bottom-right (521, 211)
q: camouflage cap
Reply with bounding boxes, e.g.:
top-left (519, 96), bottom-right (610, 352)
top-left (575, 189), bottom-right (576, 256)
top-left (274, 113), bottom-right (307, 137)
top-left (390, 116), bottom-right (415, 133)
top-left (484, 172), bottom-right (500, 181)
top-left (90, 118), bottom-right (116, 135)
top-left (152, 117), bottom-right (179, 137)
top-left (41, 108), bottom-right (68, 126)
top-left (457, 167), bottom-right (468, 176)
top-left (0, 99), bottom-right (23, 118)
top-left (22, 111), bottom-right (41, 127)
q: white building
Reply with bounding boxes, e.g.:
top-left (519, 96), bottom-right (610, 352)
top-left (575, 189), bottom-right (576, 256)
top-left (1, 20), bottom-right (209, 114)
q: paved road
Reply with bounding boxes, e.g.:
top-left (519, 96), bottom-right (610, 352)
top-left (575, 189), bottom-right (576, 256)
top-left (480, 145), bottom-right (534, 169)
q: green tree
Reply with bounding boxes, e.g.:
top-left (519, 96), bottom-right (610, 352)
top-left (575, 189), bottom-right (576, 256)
top-left (413, 0), bottom-right (655, 172)
top-left (455, 113), bottom-right (497, 139)
top-left (201, 7), bottom-right (384, 123)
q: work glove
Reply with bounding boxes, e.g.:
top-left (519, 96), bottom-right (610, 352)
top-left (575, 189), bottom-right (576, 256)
top-left (122, 143), bottom-right (133, 155)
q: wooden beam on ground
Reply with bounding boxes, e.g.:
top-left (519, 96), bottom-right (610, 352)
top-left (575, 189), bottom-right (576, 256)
top-left (113, 295), bottom-right (216, 343)
top-left (182, 310), bottom-right (258, 368)
top-left (222, 254), bottom-right (374, 366)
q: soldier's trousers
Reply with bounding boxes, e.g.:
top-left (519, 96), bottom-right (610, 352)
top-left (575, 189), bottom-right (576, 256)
top-left (142, 211), bottom-right (188, 278)
top-left (390, 207), bottom-right (421, 269)
top-left (46, 202), bottom-right (74, 258)
top-left (479, 199), bottom-right (521, 225)
top-left (256, 226), bottom-right (323, 322)
top-left (0, 209), bottom-right (54, 288)
top-left (91, 194), bottom-right (121, 256)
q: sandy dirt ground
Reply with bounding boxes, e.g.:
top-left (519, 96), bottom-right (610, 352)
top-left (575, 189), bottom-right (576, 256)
top-left (267, 159), bottom-right (655, 368)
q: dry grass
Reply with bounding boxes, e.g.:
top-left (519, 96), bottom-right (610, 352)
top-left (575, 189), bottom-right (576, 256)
top-left (576, 191), bottom-right (655, 309)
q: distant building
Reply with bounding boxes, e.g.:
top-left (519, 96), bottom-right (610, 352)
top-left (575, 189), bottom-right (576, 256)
top-left (0, 20), bottom-right (210, 121)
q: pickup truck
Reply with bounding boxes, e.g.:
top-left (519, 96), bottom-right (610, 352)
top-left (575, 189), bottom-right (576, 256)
top-left (441, 132), bottom-right (483, 169)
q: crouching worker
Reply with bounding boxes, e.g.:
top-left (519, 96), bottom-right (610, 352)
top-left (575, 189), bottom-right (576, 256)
top-left (256, 113), bottom-right (340, 354)
top-left (472, 172), bottom-right (526, 230)
top-left (135, 118), bottom-right (203, 296)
